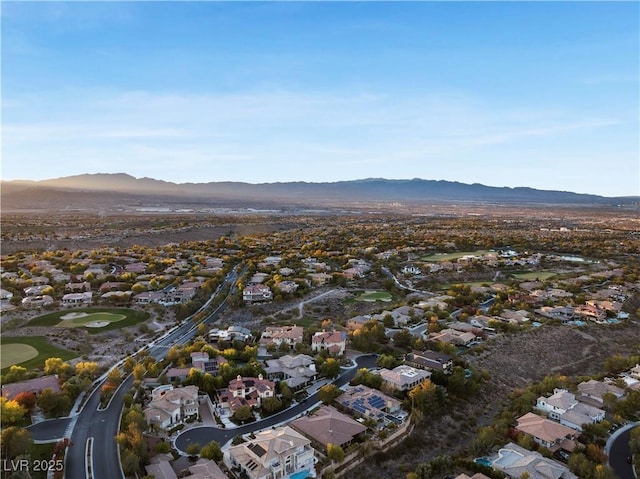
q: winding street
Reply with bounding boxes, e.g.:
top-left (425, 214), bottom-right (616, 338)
top-left (174, 354), bottom-right (378, 453)
top-left (27, 266), bottom-right (243, 479)
top-left (607, 422), bottom-right (639, 479)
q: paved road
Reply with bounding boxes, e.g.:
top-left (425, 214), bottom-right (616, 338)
top-left (175, 354), bottom-right (378, 452)
top-left (27, 265), bottom-right (243, 479)
top-left (608, 423), bottom-right (639, 479)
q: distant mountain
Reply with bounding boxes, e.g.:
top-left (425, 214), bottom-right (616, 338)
top-left (1, 173), bottom-right (636, 212)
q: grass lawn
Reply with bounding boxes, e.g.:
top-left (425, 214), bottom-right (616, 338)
top-left (1, 343), bottom-right (39, 368)
top-left (439, 281), bottom-right (494, 290)
top-left (512, 271), bottom-right (557, 281)
top-left (0, 336), bottom-right (77, 372)
top-left (296, 317), bottom-right (317, 328)
top-left (419, 250), bottom-right (492, 262)
top-left (57, 312), bottom-right (126, 328)
top-left (355, 291), bottom-right (393, 302)
top-left (26, 307), bottom-right (150, 334)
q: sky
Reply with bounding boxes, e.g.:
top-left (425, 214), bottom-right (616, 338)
top-left (1, 1), bottom-right (639, 197)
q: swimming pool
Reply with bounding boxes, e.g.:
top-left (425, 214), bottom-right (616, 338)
top-left (289, 469), bottom-right (312, 479)
top-left (474, 457), bottom-right (492, 468)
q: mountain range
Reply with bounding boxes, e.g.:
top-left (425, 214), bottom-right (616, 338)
top-left (1, 173), bottom-right (636, 212)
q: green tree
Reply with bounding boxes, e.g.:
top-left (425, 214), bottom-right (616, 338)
top-left (186, 442), bottom-right (201, 456)
top-left (233, 405), bottom-right (253, 423)
top-left (200, 440), bottom-right (223, 461)
top-left (327, 443), bottom-right (345, 463)
top-left (318, 384), bottom-right (341, 405)
top-left (319, 358), bottom-right (341, 378)
top-left (0, 427), bottom-right (33, 459)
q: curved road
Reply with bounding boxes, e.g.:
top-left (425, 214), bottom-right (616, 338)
top-left (175, 354), bottom-right (378, 452)
top-left (607, 423), bottom-right (639, 479)
top-left (27, 265), bottom-right (243, 479)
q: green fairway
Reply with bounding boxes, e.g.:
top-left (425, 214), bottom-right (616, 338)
top-left (1, 336), bottom-right (77, 371)
top-left (26, 307), bottom-right (150, 334)
top-left (1, 343), bottom-right (39, 368)
top-left (513, 271), bottom-right (557, 281)
top-left (57, 312), bottom-right (127, 328)
top-left (355, 291), bottom-right (393, 302)
top-left (419, 250), bottom-right (492, 262)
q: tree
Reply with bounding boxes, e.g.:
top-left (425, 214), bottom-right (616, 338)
top-left (3, 365), bottom-right (28, 383)
top-left (408, 380), bottom-right (440, 414)
top-left (0, 397), bottom-right (27, 425)
top-left (75, 361), bottom-right (100, 378)
top-left (393, 330), bottom-right (413, 349)
top-left (37, 389), bottom-right (70, 418)
top-left (121, 448), bottom-right (142, 476)
top-left (261, 397), bottom-right (283, 415)
top-left (132, 364), bottom-right (146, 381)
top-left (107, 368), bottom-right (123, 385)
top-left (186, 442), bottom-right (201, 456)
top-left (327, 443), bottom-right (345, 463)
top-left (44, 358), bottom-right (73, 379)
top-left (377, 354), bottom-right (400, 370)
top-left (319, 358), bottom-right (341, 379)
top-left (200, 440), bottom-right (223, 461)
top-left (318, 384), bottom-right (341, 405)
top-left (155, 441), bottom-right (171, 454)
top-left (278, 381), bottom-right (293, 403)
top-left (233, 405), bottom-right (253, 423)
top-left (0, 427), bottom-right (33, 459)
top-left (13, 392), bottom-right (37, 411)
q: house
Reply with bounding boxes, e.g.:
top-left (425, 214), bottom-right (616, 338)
top-left (308, 272), bottom-right (333, 286)
top-left (190, 351), bottom-right (228, 375)
top-left (346, 315), bottom-right (371, 332)
top-left (492, 442), bottom-right (578, 479)
top-left (574, 304), bottom-right (607, 323)
top-left (23, 285), bottom-right (49, 296)
top-left (61, 292), bottom-right (93, 305)
top-left (243, 284), bottom-right (273, 302)
top-left (66, 281), bottom-right (91, 292)
top-left (144, 385), bottom-right (199, 429)
top-left (377, 365), bottom-right (432, 392)
top-left (515, 412), bottom-right (578, 451)
top-left (219, 375), bottom-right (275, 412)
top-left (0, 289), bottom-right (13, 300)
top-left (21, 295), bottom-right (54, 309)
top-left (264, 354), bottom-right (317, 389)
top-left (630, 364), bottom-right (640, 380)
top-left (335, 385), bottom-right (402, 422)
top-left (227, 426), bottom-right (315, 479)
top-left (259, 326), bottom-right (304, 348)
top-left (536, 389), bottom-right (605, 431)
top-left (291, 405), bottom-right (366, 452)
top-left (311, 330), bottom-right (346, 356)
top-left (534, 306), bottom-right (575, 322)
top-left (428, 328), bottom-right (476, 347)
top-left (455, 475), bottom-right (491, 479)
top-left (277, 281), bottom-right (299, 294)
top-left (404, 350), bottom-right (453, 374)
top-left (146, 456), bottom-right (227, 479)
top-left (1, 375), bottom-right (62, 400)
top-left (372, 306), bottom-right (424, 327)
top-left (576, 379), bottom-right (625, 407)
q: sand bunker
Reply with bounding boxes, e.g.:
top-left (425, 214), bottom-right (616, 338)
top-left (61, 312), bottom-right (89, 320)
top-left (86, 321), bottom-right (110, 328)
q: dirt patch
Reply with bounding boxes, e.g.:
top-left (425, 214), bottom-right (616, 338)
top-left (349, 322), bottom-right (640, 479)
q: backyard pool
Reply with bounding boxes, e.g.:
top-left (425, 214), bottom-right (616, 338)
top-left (474, 457), bottom-right (492, 468)
top-left (290, 470), bottom-right (312, 479)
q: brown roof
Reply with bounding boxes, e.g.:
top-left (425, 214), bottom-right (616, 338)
top-left (1, 375), bottom-right (62, 400)
top-left (291, 405), bottom-right (366, 449)
top-left (516, 412), bottom-right (577, 444)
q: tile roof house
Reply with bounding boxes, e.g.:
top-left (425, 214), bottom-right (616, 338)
top-left (61, 291), bottom-right (93, 305)
top-left (1, 375), bottom-right (62, 400)
top-left (145, 456), bottom-right (227, 479)
top-left (243, 284), bottom-right (273, 302)
top-left (576, 379), bottom-right (625, 407)
top-left (428, 328), bottom-right (476, 346)
top-left (378, 365), bottom-right (432, 392)
top-left (404, 350), bottom-right (453, 374)
top-left (264, 354), bottom-right (317, 390)
top-left (227, 426), bottom-right (316, 479)
top-left (219, 375), bottom-right (275, 412)
top-left (515, 412), bottom-right (578, 451)
top-left (492, 442), bottom-right (578, 479)
top-left (21, 295), bottom-right (54, 309)
top-left (311, 330), bottom-right (346, 356)
top-left (536, 389), bottom-right (605, 431)
top-left (259, 326), bottom-right (304, 347)
top-left (190, 351), bottom-right (228, 375)
top-left (291, 405), bottom-right (366, 452)
top-left (336, 385), bottom-right (402, 423)
top-left (144, 385), bottom-right (199, 429)
top-left (454, 474), bottom-right (491, 479)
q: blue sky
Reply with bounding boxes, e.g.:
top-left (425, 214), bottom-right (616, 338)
top-left (2, 1), bottom-right (638, 197)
